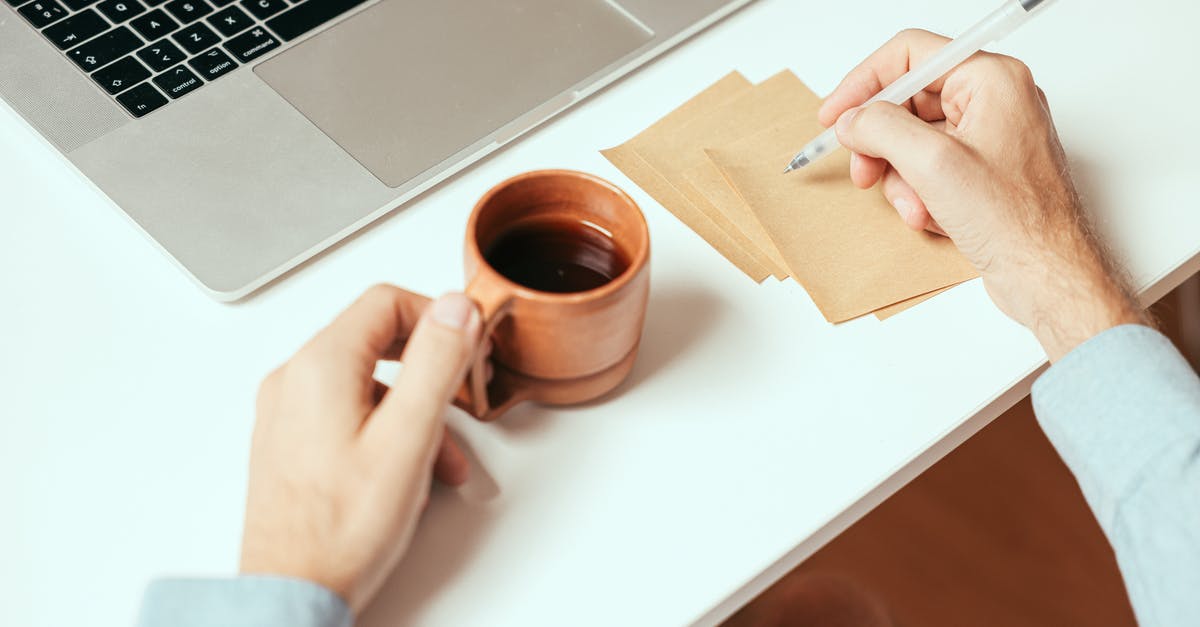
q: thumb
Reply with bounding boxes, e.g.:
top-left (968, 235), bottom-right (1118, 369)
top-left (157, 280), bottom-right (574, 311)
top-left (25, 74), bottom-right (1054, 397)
top-left (364, 293), bottom-right (482, 471)
top-left (834, 102), bottom-right (971, 198)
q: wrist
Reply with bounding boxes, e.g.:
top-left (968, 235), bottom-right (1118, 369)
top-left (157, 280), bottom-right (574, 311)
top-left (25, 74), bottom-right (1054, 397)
top-left (1027, 254), bottom-right (1147, 362)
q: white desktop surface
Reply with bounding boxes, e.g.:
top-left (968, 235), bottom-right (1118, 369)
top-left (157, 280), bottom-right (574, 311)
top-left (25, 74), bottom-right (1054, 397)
top-left (3, 1), bottom-right (1198, 626)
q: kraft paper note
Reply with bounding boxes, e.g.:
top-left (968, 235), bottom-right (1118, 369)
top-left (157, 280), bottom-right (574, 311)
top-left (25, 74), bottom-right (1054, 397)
top-left (707, 108), bottom-right (978, 322)
top-left (601, 72), bottom-right (771, 282)
top-left (632, 71), bottom-right (824, 280)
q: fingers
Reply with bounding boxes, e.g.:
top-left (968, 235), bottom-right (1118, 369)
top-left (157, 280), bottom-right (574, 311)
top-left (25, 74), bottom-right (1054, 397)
top-left (835, 102), bottom-right (969, 196)
top-left (433, 426), bottom-right (470, 486)
top-left (364, 293), bottom-right (482, 478)
top-left (879, 167), bottom-right (930, 231)
top-left (849, 152), bottom-right (888, 189)
top-left (818, 29), bottom-right (953, 127)
top-left (303, 284), bottom-right (428, 382)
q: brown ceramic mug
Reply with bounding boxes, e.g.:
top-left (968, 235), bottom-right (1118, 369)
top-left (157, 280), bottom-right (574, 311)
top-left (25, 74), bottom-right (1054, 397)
top-left (395, 170), bottom-right (650, 421)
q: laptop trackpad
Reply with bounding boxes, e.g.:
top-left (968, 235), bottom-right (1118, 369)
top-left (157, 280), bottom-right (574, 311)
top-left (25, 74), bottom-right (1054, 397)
top-left (254, 0), bottom-right (653, 188)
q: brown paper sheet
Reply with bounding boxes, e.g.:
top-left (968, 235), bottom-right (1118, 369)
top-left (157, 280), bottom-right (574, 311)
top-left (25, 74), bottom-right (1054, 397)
top-left (686, 158), bottom-right (790, 278)
top-left (633, 71), bottom-right (824, 280)
top-left (601, 72), bottom-right (771, 282)
top-left (874, 285), bottom-right (956, 320)
top-left (706, 100), bottom-right (977, 322)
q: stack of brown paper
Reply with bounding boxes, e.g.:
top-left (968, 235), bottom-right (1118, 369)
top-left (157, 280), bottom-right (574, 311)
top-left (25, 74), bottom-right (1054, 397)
top-left (602, 70), bottom-right (977, 322)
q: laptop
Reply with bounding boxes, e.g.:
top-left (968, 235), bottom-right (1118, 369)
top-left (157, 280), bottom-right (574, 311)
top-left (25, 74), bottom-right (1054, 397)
top-left (0, 0), bottom-right (752, 300)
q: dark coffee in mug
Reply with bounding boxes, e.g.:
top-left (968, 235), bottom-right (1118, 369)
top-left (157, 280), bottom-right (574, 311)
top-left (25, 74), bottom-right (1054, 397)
top-left (483, 216), bottom-right (630, 293)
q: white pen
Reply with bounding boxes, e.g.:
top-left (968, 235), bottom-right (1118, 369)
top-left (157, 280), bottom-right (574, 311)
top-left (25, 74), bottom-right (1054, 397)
top-left (784, 0), bottom-right (1060, 173)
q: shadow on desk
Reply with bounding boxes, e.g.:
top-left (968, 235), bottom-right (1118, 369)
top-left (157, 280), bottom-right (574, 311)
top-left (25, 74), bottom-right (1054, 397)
top-left (358, 487), bottom-right (494, 627)
top-left (497, 284), bottom-right (727, 436)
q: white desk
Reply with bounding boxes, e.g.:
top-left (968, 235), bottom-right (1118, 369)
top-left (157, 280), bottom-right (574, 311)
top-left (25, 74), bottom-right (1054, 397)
top-left (3, 1), bottom-right (1198, 625)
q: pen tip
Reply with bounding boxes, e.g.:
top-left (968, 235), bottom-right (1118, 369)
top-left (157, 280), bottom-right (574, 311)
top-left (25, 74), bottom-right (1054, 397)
top-left (782, 165), bottom-right (794, 174)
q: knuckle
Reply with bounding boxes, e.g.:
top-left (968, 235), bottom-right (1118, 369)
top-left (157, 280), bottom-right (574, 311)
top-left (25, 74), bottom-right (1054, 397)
top-left (362, 282), bottom-right (397, 304)
top-left (895, 27), bottom-right (931, 43)
top-left (287, 344), bottom-right (327, 381)
top-left (992, 54), bottom-right (1037, 86)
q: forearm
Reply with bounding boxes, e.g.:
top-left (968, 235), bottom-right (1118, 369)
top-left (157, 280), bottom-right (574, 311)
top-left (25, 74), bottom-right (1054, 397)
top-left (137, 575), bottom-right (352, 627)
top-left (1032, 324), bottom-right (1200, 626)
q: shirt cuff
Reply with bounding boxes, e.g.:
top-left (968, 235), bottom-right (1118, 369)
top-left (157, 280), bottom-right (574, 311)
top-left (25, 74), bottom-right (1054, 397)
top-left (137, 575), bottom-right (352, 627)
top-left (1031, 323), bottom-right (1200, 527)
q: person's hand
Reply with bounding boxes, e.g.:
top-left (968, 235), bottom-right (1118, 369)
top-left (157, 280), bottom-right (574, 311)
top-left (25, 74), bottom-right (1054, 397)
top-left (240, 287), bottom-right (482, 613)
top-left (818, 29), bottom-right (1145, 360)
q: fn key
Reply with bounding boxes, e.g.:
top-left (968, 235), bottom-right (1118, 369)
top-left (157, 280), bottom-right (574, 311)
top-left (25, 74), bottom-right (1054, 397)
top-left (116, 83), bottom-right (168, 117)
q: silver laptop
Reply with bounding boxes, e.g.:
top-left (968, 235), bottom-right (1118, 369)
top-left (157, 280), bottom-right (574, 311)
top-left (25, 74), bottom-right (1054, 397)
top-left (0, 0), bottom-right (751, 300)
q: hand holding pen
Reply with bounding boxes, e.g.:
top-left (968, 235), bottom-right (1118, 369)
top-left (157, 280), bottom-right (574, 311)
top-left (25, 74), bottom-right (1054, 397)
top-left (785, 0), bottom-right (1060, 173)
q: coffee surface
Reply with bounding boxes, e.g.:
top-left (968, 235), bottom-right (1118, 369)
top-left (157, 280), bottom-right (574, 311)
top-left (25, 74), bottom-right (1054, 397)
top-left (484, 217), bottom-right (629, 293)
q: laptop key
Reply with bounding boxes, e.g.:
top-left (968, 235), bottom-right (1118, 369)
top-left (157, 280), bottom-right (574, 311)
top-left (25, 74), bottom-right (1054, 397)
top-left (61, 0), bottom-right (102, 11)
top-left (137, 39), bottom-right (186, 71)
top-left (209, 0), bottom-right (236, 6)
top-left (130, 9), bottom-right (180, 40)
top-left (91, 56), bottom-right (151, 94)
top-left (206, 5), bottom-right (252, 37)
top-left (172, 21), bottom-right (219, 54)
top-left (97, 0), bottom-right (147, 23)
top-left (143, 0), bottom-right (168, 5)
top-left (68, 27), bottom-right (142, 72)
top-left (163, 0), bottom-right (212, 24)
top-left (239, 0), bottom-right (285, 20)
top-left (115, 82), bottom-right (168, 117)
top-left (153, 64), bottom-right (203, 99)
top-left (223, 26), bottom-right (279, 63)
top-left (42, 9), bottom-right (109, 50)
top-left (265, 0), bottom-right (366, 41)
top-left (188, 47), bottom-right (237, 81)
top-left (19, 0), bottom-right (70, 28)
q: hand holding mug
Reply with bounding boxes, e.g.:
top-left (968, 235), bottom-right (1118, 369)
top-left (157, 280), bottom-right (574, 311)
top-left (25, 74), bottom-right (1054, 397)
top-left (240, 289), bottom-right (480, 613)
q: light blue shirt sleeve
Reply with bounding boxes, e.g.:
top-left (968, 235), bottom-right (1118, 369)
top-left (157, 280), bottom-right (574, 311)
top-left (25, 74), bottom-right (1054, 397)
top-left (137, 575), bottom-right (352, 627)
top-left (1032, 324), bottom-right (1200, 627)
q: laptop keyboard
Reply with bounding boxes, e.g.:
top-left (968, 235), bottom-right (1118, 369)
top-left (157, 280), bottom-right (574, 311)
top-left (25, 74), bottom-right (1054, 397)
top-left (6, 0), bottom-right (369, 118)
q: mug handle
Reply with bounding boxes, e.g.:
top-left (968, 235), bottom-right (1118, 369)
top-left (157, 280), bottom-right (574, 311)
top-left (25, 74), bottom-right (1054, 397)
top-left (452, 277), bottom-right (529, 421)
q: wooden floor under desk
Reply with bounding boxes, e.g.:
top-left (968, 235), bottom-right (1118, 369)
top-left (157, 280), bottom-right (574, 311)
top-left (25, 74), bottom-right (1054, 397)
top-left (724, 276), bottom-right (1199, 627)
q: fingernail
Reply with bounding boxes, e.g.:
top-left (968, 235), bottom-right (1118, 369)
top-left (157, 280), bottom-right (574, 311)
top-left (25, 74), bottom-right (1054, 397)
top-left (892, 197), bottom-right (914, 220)
top-left (430, 293), bottom-right (475, 330)
top-left (836, 107), bottom-right (860, 135)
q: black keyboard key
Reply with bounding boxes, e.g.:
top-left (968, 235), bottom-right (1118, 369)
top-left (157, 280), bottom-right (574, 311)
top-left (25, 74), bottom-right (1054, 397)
top-left (239, 0), bottom-right (285, 20)
top-left (42, 10), bottom-right (108, 50)
top-left (68, 27), bottom-right (142, 72)
top-left (130, 9), bottom-right (179, 39)
top-left (205, 5), bottom-right (251, 37)
top-left (97, 0), bottom-right (146, 23)
top-left (266, 0), bottom-right (365, 41)
top-left (143, 0), bottom-right (168, 5)
top-left (188, 47), bottom-right (237, 81)
top-left (210, 0), bottom-right (236, 6)
top-left (90, 56), bottom-right (151, 94)
top-left (5, 0), bottom-right (25, 6)
top-left (116, 82), bottom-right (168, 117)
top-left (19, 0), bottom-right (69, 28)
top-left (61, 0), bottom-right (101, 11)
top-left (153, 65), bottom-right (203, 99)
top-left (136, 38), bottom-right (185, 71)
top-left (163, 0), bottom-right (211, 23)
top-left (171, 21), bottom-right (218, 54)
top-left (222, 25), bottom-right (279, 63)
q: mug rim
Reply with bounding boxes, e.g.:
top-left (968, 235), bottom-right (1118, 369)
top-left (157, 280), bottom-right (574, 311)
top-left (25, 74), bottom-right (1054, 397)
top-left (466, 169), bottom-right (650, 303)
